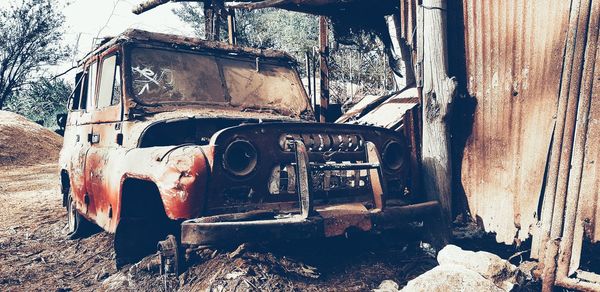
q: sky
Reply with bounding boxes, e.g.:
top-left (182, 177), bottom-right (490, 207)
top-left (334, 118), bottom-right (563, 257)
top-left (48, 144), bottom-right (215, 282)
top-left (22, 0), bottom-right (196, 80)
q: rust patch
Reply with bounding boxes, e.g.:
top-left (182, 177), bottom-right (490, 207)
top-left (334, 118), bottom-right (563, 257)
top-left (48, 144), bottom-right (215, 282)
top-left (316, 203), bottom-right (372, 237)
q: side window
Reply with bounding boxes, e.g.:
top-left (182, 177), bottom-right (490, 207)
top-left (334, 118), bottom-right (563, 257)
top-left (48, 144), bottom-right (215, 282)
top-left (97, 54), bottom-right (121, 108)
top-left (83, 62), bottom-right (97, 110)
top-left (112, 63), bottom-right (122, 105)
top-left (70, 71), bottom-right (84, 110)
top-left (79, 70), bottom-right (89, 109)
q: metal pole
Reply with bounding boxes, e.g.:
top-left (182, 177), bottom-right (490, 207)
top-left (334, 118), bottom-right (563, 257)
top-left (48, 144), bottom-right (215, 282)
top-left (350, 50), bottom-right (353, 98)
top-left (312, 51), bottom-right (317, 105)
top-left (319, 16), bottom-right (329, 123)
top-left (227, 8), bottom-right (236, 45)
top-left (305, 51), bottom-right (312, 99)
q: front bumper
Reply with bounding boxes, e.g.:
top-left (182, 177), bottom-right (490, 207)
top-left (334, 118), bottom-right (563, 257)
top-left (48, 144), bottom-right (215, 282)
top-left (181, 201), bottom-right (441, 245)
top-left (181, 140), bottom-right (441, 246)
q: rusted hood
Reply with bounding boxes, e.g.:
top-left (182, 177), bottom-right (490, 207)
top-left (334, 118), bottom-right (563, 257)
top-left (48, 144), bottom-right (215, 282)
top-left (124, 106), bottom-right (307, 148)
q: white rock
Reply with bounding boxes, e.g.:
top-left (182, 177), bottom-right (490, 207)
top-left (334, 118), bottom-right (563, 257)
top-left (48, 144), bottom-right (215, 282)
top-left (437, 245), bottom-right (517, 282)
top-left (401, 264), bottom-right (504, 292)
top-left (373, 279), bottom-right (400, 292)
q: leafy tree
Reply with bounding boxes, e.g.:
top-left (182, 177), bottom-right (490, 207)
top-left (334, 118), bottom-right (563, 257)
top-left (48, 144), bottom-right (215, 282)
top-left (0, 0), bottom-right (69, 109)
top-left (173, 4), bottom-right (318, 63)
top-left (5, 77), bottom-right (71, 128)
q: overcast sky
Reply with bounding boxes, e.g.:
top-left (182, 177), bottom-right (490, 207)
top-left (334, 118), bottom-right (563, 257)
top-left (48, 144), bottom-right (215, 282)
top-left (42, 0), bottom-right (196, 80)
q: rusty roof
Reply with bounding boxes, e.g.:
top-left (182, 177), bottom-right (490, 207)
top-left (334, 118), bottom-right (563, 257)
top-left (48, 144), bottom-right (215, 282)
top-left (83, 29), bottom-right (295, 64)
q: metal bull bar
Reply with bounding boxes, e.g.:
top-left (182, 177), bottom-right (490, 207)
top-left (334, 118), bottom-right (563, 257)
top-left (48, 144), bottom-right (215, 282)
top-left (179, 140), bottom-right (442, 246)
top-left (293, 140), bottom-right (387, 218)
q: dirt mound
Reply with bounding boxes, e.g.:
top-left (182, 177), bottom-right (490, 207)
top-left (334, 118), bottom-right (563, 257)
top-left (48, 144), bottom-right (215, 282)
top-left (0, 110), bottom-right (62, 167)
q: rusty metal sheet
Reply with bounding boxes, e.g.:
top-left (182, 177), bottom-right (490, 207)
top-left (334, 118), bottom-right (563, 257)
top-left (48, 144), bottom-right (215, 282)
top-left (336, 94), bottom-right (385, 123)
top-left (336, 88), bottom-right (418, 125)
top-left (461, 0), bottom-right (571, 244)
top-left (398, 0), bottom-right (418, 48)
top-left (356, 88), bottom-right (418, 129)
top-left (316, 203), bottom-right (372, 237)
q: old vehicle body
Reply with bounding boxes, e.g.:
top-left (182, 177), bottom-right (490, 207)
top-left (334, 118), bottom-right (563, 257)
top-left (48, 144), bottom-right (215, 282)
top-left (59, 29), bottom-right (441, 266)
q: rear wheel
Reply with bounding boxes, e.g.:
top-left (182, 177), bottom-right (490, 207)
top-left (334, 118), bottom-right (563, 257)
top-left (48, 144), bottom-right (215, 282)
top-left (66, 193), bottom-right (94, 239)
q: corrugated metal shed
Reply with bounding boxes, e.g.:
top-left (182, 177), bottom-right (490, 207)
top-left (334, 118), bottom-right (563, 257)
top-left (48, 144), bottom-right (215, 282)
top-left (460, 0), bottom-right (571, 244)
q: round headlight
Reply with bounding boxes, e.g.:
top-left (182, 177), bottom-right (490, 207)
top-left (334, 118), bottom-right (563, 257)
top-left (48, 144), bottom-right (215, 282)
top-left (382, 141), bottom-right (405, 171)
top-left (223, 140), bottom-right (258, 177)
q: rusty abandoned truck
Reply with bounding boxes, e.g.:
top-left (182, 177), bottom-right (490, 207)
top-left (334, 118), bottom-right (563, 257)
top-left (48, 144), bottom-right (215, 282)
top-left (58, 29), bottom-right (441, 267)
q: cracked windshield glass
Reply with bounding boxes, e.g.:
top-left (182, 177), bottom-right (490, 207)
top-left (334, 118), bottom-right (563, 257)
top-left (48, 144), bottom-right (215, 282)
top-left (130, 47), bottom-right (311, 116)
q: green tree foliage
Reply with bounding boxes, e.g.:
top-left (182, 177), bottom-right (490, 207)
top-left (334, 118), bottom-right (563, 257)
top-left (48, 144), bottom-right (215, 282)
top-left (173, 4), bottom-right (318, 65)
top-left (0, 0), bottom-right (69, 109)
top-left (5, 77), bottom-right (72, 128)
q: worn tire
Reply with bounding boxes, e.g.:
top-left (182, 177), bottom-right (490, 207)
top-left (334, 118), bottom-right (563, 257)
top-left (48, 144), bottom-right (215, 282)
top-left (66, 193), bottom-right (94, 239)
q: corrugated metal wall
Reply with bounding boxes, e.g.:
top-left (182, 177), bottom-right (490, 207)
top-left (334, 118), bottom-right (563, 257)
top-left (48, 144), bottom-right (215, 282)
top-left (460, 0), bottom-right (571, 244)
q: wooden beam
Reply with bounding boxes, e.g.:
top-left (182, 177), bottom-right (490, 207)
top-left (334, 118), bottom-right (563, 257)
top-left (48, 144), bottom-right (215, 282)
top-left (319, 16), bottom-right (329, 123)
top-left (227, 8), bottom-right (236, 45)
top-left (132, 0), bottom-right (172, 14)
top-left (419, 0), bottom-right (457, 227)
top-left (227, 0), bottom-right (292, 10)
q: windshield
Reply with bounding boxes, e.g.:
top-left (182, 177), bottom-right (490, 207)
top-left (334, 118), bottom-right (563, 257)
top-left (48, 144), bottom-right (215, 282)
top-left (129, 47), bottom-right (311, 117)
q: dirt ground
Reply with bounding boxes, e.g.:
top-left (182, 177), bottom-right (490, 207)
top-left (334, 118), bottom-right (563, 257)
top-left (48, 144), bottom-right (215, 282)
top-left (0, 164), bottom-right (118, 291)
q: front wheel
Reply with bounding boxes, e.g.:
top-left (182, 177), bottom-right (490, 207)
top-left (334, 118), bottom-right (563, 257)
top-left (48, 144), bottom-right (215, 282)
top-left (66, 194), bottom-right (94, 239)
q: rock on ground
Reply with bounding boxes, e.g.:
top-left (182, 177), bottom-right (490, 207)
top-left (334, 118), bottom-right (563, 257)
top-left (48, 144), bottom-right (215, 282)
top-left (393, 245), bottom-right (526, 292)
top-left (401, 264), bottom-right (505, 292)
top-left (373, 279), bottom-right (400, 292)
top-left (437, 244), bottom-right (518, 290)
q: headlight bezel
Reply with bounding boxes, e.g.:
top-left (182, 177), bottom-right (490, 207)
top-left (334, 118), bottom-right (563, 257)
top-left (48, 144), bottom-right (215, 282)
top-left (382, 140), bottom-right (405, 171)
top-left (222, 139), bottom-right (259, 177)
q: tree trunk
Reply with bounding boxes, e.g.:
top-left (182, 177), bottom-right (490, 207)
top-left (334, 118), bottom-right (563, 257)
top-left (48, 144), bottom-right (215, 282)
top-left (419, 0), bottom-right (457, 226)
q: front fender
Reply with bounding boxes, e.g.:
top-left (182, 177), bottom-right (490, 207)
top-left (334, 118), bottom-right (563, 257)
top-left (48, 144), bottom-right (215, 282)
top-left (119, 145), bottom-right (213, 220)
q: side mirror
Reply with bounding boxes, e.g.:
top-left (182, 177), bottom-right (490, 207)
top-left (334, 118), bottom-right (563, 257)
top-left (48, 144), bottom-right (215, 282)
top-left (56, 113), bottom-right (67, 130)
